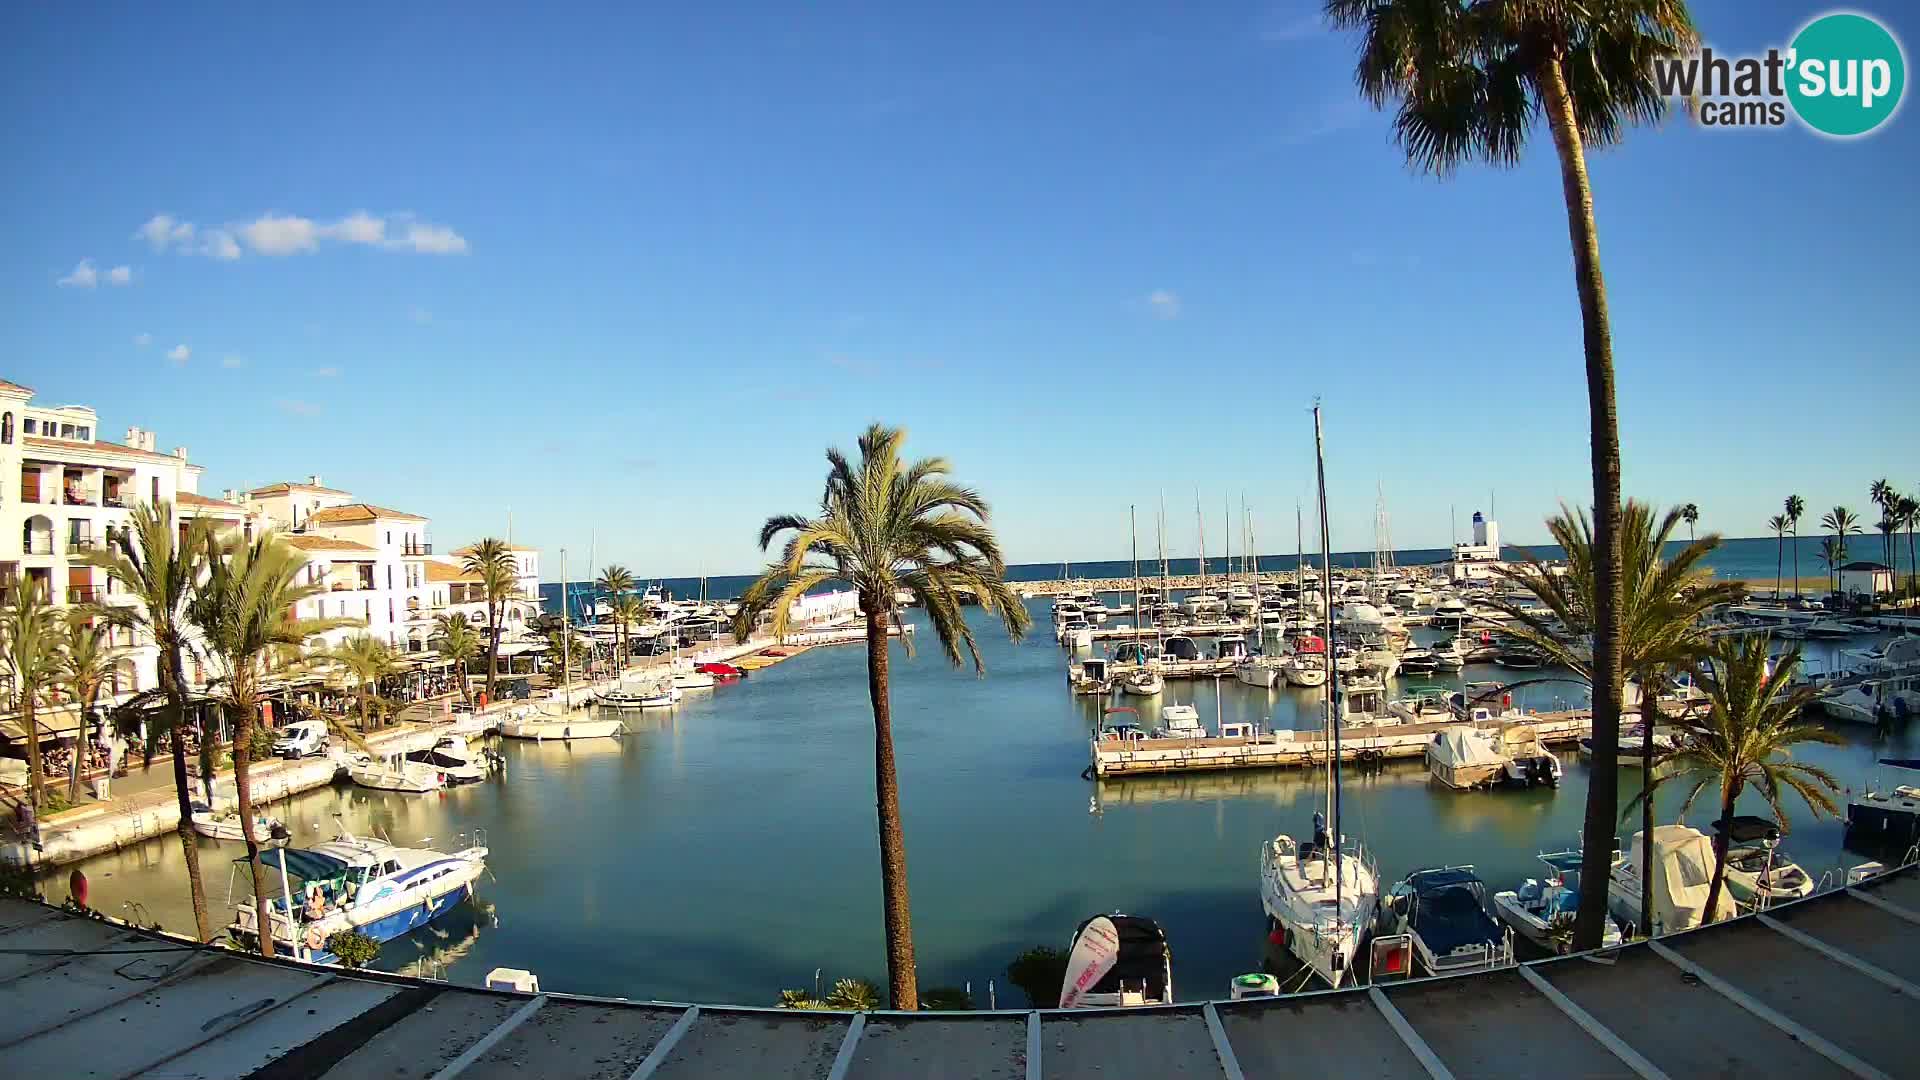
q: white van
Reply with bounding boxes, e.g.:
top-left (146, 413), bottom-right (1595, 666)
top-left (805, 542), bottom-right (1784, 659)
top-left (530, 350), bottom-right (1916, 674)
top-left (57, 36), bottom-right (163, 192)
top-left (273, 720), bottom-right (330, 759)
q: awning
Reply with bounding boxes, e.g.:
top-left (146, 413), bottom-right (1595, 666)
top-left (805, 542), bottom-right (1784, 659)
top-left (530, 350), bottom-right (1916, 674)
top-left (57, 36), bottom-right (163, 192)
top-left (238, 847), bottom-right (350, 880)
top-left (0, 707), bottom-right (88, 743)
top-left (497, 641), bottom-right (545, 656)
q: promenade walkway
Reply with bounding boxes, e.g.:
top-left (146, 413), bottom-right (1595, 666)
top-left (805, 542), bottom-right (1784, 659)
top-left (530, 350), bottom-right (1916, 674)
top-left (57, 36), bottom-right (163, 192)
top-left (1, 864), bottom-right (1914, 1079)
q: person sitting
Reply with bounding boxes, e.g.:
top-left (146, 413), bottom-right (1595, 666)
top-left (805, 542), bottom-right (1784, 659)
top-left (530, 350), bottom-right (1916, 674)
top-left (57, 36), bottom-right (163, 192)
top-left (303, 885), bottom-right (327, 921)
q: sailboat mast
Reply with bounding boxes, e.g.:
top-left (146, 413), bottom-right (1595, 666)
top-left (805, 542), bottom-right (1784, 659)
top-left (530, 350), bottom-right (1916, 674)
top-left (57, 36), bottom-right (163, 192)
top-left (1313, 404), bottom-right (1341, 913)
top-left (1157, 497), bottom-right (1169, 649)
top-left (1130, 505), bottom-right (1141, 644)
top-left (1194, 492), bottom-right (1207, 596)
top-left (561, 548), bottom-right (571, 699)
top-left (1247, 504), bottom-right (1261, 641)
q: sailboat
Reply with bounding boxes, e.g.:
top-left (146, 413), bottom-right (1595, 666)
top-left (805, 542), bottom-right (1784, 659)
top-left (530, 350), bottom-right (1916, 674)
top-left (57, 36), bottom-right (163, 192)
top-left (1260, 404), bottom-right (1380, 989)
top-left (503, 549), bottom-right (624, 741)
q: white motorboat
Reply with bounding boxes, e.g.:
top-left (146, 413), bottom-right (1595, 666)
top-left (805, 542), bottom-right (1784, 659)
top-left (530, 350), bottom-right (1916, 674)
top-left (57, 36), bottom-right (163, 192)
top-left (1070, 657), bottom-right (1114, 696)
top-left (347, 752), bottom-right (446, 794)
top-left (405, 734), bottom-right (499, 785)
top-left (1387, 690), bottom-right (1453, 725)
top-left (595, 687), bottom-right (654, 709)
top-left (1061, 620), bottom-right (1095, 649)
top-left (1120, 668), bottom-right (1164, 696)
top-left (1500, 726), bottom-right (1563, 788)
top-left (1426, 726), bottom-right (1509, 789)
top-left (1158, 703), bottom-right (1205, 738)
top-left (1396, 647), bottom-right (1438, 678)
top-left (190, 800), bottom-right (286, 843)
top-left (1335, 673), bottom-right (1392, 728)
top-left (1608, 825), bottom-right (1736, 934)
top-left (1816, 672), bottom-right (1920, 725)
top-left (1261, 833), bottom-right (1379, 989)
top-left (1712, 816), bottom-right (1814, 910)
top-left (1428, 638), bottom-right (1467, 672)
top-left (1058, 914), bottom-right (1174, 1008)
top-left (639, 685), bottom-right (684, 708)
top-left (228, 831), bottom-right (488, 964)
top-left (1579, 723), bottom-right (1675, 766)
top-left (1234, 655), bottom-right (1285, 689)
top-left (671, 669), bottom-right (717, 690)
top-left (1379, 867), bottom-right (1513, 976)
top-left (1493, 849), bottom-right (1626, 953)
top-left (500, 706), bottom-right (624, 740)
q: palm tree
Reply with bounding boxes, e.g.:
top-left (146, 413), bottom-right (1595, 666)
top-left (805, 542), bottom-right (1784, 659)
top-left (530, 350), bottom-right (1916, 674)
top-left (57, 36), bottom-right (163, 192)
top-left (434, 614), bottom-right (480, 705)
top-left (188, 529), bottom-right (349, 957)
top-left (1323, 0), bottom-right (1698, 952)
top-left (732, 424), bottom-right (1031, 1009)
top-left (78, 501), bottom-right (219, 942)
top-left (1876, 515), bottom-right (1899, 598)
top-left (1631, 635), bottom-right (1841, 920)
top-left (1816, 537), bottom-right (1845, 598)
top-left (1766, 513), bottom-right (1789, 601)
top-left (1490, 501), bottom-right (1742, 938)
top-left (1900, 494), bottom-right (1920, 596)
top-left (53, 614), bottom-right (118, 805)
top-left (1, 577), bottom-right (63, 808)
top-left (1869, 479), bottom-right (1896, 568)
top-left (611, 595), bottom-right (646, 672)
top-left (596, 565), bottom-right (635, 671)
top-left (1679, 504), bottom-right (1699, 544)
top-left (462, 540), bottom-right (516, 705)
top-left (1820, 507), bottom-right (1858, 596)
top-left (329, 635), bottom-right (399, 731)
top-left (1785, 495), bottom-right (1805, 597)
top-left (543, 627), bottom-right (592, 677)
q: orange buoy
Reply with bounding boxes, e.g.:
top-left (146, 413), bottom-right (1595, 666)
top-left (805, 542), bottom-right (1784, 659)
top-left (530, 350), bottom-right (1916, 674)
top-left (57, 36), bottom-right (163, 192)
top-left (68, 869), bottom-right (89, 909)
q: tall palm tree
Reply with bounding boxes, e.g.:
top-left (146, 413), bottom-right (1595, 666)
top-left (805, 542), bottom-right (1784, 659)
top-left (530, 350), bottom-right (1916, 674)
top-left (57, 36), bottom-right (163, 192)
top-left (1876, 515), bottom-right (1899, 598)
top-left (1, 577), bottom-right (63, 808)
top-left (462, 540), bottom-right (516, 705)
top-left (1820, 507), bottom-right (1858, 596)
top-left (1324, 0), bottom-right (1698, 951)
top-left (78, 500), bottom-right (219, 942)
top-left (1900, 494), bottom-right (1919, 596)
top-left (732, 424), bottom-right (1031, 1009)
top-left (1869, 479), bottom-right (1896, 569)
top-left (1679, 503), bottom-right (1698, 544)
top-left (1631, 635), bottom-right (1841, 920)
top-left (1490, 501), bottom-right (1742, 938)
top-left (1766, 513), bottom-right (1789, 601)
top-left (54, 614), bottom-right (118, 805)
top-left (328, 635), bottom-right (398, 731)
top-left (434, 614), bottom-right (480, 705)
top-left (1784, 495), bottom-right (1805, 598)
top-left (1816, 537), bottom-right (1845, 597)
top-left (596, 565), bottom-right (635, 671)
top-left (611, 595), bottom-right (646, 673)
top-left (188, 529), bottom-right (349, 957)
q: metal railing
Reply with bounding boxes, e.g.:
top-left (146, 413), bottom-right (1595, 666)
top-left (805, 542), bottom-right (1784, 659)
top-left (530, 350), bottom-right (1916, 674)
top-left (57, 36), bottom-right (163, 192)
top-left (403, 542), bottom-right (434, 555)
top-left (67, 586), bottom-right (101, 604)
top-left (66, 537), bottom-right (96, 553)
top-left (23, 538), bottom-right (53, 556)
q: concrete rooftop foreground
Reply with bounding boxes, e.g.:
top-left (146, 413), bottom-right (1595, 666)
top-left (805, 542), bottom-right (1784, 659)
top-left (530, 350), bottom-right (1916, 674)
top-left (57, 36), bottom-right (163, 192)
top-left (2, 870), bottom-right (1917, 1080)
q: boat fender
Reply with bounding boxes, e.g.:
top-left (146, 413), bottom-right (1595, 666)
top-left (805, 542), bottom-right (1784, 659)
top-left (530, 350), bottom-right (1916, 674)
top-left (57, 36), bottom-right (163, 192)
top-left (1269, 924), bottom-right (1286, 947)
top-left (305, 924), bottom-right (325, 951)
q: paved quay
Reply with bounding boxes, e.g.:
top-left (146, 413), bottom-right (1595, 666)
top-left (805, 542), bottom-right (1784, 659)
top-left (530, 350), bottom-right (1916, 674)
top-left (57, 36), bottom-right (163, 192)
top-left (1, 862), bottom-right (1913, 1078)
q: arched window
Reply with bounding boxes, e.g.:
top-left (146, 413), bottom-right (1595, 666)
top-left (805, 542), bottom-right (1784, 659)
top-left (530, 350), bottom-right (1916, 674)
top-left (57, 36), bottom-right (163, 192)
top-left (1, 412), bottom-right (12, 444)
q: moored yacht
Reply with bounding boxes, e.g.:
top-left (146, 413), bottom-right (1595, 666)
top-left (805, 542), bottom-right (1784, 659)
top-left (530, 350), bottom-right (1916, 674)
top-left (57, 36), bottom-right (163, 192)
top-left (1120, 667), bottom-right (1164, 696)
top-left (501, 704), bottom-right (624, 740)
top-left (1426, 726), bottom-right (1509, 789)
top-left (347, 751), bottom-right (446, 794)
top-left (1712, 816), bottom-right (1814, 909)
top-left (1261, 832), bottom-right (1379, 989)
top-left (1379, 867), bottom-right (1513, 976)
top-left (1608, 825), bottom-right (1736, 934)
top-left (405, 734), bottom-right (500, 785)
top-left (1492, 849), bottom-right (1626, 952)
top-left (1070, 657), bottom-right (1114, 696)
top-left (228, 831), bottom-right (488, 964)
top-left (1234, 653), bottom-right (1286, 689)
top-left (1158, 703), bottom-right (1205, 738)
top-left (1846, 758), bottom-right (1920, 851)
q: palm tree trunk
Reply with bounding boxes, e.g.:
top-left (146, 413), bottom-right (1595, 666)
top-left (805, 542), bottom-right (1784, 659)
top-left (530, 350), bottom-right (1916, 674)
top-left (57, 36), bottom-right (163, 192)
top-left (1703, 780), bottom-right (1740, 923)
top-left (229, 697), bottom-right (276, 957)
top-left (1541, 55), bottom-right (1627, 953)
top-left (485, 608), bottom-right (500, 704)
top-left (23, 697), bottom-right (44, 807)
top-left (1639, 690), bottom-right (1659, 939)
top-left (1907, 523), bottom-right (1916, 596)
top-left (67, 694), bottom-right (91, 805)
top-left (160, 655), bottom-right (213, 942)
top-left (1792, 527), bottom-right (1800, 597)
top-left (864, 595), bottom-right (917, 1010)
top-left (1775, 532), bottom-right (1783, 600)
top-left (357, 682), bottom-right (370, 731)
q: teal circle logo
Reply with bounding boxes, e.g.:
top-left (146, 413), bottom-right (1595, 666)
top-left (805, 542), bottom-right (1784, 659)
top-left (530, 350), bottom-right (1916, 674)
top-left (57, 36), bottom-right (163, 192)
top-left (1787, 12), bottom-right (1906, 137)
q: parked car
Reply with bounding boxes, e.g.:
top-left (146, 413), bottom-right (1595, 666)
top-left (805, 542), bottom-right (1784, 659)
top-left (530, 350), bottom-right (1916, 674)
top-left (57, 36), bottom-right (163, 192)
top-left (273, 720), bottom-right (329, 759)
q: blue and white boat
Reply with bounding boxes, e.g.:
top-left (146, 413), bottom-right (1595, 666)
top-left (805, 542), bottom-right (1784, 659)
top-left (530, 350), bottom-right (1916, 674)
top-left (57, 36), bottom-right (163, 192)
top-left (227, 831), bottom-right (489, 964)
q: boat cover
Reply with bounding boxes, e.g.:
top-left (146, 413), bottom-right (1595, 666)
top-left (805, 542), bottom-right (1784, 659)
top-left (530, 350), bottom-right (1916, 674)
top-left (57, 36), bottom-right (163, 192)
top-left (1712, 816), bottom-right (1781, 844)
top-left (1431, 728), bottom-right (1506, 770)
top-left (1408, 873), bottom-right (1501, 954)
top-left (238, 848), bottom-right (349, 880)
top-left (1073, 914), bottom-right (1169, 996)
top-left (1636, 825), bottom-right (1736, 930)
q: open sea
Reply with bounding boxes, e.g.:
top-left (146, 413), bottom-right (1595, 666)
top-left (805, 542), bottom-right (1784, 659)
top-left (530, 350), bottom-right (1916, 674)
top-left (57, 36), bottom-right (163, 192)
top-left (40, 594), bottom-right (1919, 1007)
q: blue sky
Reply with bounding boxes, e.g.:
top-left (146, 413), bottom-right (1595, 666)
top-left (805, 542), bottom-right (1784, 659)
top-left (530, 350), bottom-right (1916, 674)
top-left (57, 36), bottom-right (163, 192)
top-left (6, 1), bottom-right (1916, 576)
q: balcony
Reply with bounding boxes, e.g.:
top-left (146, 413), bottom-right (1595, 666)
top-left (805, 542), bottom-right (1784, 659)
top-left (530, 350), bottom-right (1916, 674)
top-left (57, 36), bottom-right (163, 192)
top-left (66, 537), bottom-right (97, 554)
top-left (67, 586), bottom-right (101, 604)
top-left (403, 542), bottom-right (433, 556)
top-left (103, 493), bottom-right (128, 509)
top-left (23, 538), bottom-right (53, 556)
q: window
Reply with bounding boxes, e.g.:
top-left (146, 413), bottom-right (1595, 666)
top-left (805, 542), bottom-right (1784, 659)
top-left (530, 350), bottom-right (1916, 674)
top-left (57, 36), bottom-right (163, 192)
top-left (386, 531), bottom-right (392, 545)
top-left (1, 413), bottom-right (11, 444)
top-left (59, 423), bottom-right (73, 438)
top-left (386, 566), bottom-right (393, 590)
top-left (21, 418), bottom-right (33, 435)
top-left (76, 426), bottom-right (89, 441)
top-left (151, 477), bottom-right (159, 502)
top-left (363, 599), bottom-right (370, 620)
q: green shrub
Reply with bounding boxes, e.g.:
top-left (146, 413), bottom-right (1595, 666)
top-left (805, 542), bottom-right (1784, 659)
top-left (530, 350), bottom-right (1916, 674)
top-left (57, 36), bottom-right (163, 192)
top-left (1006, 946), bottom-right (1067, 1009)
top-left (325, 929), bottom-right (380, 969)
top-left (920, 986), bottom-right (975, 1011)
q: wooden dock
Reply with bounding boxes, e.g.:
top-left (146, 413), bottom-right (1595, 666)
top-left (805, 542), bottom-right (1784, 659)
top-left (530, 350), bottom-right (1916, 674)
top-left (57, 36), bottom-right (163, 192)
top-left (1091, 710), bottom-right (1591, 778)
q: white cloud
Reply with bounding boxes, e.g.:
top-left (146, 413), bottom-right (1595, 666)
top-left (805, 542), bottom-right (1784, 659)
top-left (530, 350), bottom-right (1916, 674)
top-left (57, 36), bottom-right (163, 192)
top-left (311, 366), bottom-right (340, 378)
top-left (222, 354), bottom-right (247, 369)
top-left (166, 344), bottom-right (190, 365)
top-left (1147, 289), bottom-right (1182, 320)
top-left (133, 332), bottom-right (152, 347)
top-left (240, 213), bottom-right (321, 255)
top-left (136, 211), bottom-right (468, 258)
top-left (57, 260), bottom-right (99, 288)
top-left (136, 214), bottom-right (196, 250)
top-left (399, 221), bottom-right (468, 254)
top-left (106, 265), bottom-right (133, 285)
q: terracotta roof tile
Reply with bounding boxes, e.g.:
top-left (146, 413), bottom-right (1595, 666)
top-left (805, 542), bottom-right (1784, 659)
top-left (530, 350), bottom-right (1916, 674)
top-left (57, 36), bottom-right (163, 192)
top-left (451, 542), bottom-right (538, 554)
top-left (426, 561), bottom-right (482, 583)
top-left (306, 502), bottom-right (427, 525)
top-left (22, 435), bottom-right (185, 464)
top-left (0, 379), bottom-right (32, 394)
top-left (248, 481), bottom-right (355, 497)
top-left (284, 535), bottom-right (376, 554)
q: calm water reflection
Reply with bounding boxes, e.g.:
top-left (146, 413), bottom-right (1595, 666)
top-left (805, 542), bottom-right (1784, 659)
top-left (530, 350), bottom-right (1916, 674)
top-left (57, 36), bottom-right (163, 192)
top-left (43, 599), bottom-right (1918, 1005)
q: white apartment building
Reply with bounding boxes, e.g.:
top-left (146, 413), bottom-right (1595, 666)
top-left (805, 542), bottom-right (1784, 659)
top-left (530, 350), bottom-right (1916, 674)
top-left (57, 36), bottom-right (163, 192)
top-left (0, 379), bottom-right (218, 714)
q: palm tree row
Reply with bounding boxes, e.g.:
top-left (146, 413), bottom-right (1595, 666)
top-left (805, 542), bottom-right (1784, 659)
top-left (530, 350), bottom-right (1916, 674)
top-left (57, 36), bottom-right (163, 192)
top-left (461, 540), bottom-right (517, 705)
top-left (596, 565), bottom-right (635, 674)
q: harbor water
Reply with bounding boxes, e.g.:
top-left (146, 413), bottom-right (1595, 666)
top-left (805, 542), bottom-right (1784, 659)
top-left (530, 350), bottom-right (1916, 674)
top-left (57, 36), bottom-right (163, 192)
top-left (40, 598), bottom-right (1918, 1006)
